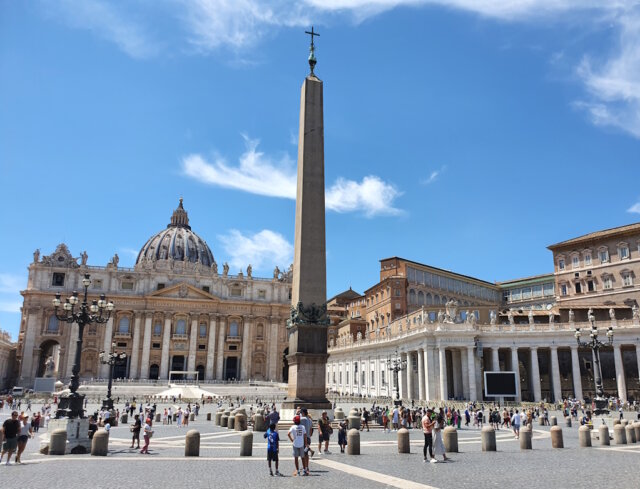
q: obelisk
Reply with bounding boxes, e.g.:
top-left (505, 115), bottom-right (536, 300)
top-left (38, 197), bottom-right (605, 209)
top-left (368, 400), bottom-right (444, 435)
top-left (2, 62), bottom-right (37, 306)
top-left (282, 27), bottom-right (332, 417)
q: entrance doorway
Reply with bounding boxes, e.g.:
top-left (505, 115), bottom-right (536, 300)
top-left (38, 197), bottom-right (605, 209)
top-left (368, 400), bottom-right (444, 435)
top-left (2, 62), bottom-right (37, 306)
top-left (171, 356), bottom-right (185, 380)
top-left (224, 357), bottom-right (238, 380)
top-left (196, 365), bottom-right (205, 382)
top-left (112, 355), bottom-right (129, 379)
top-left (149, 364), bottom-right (160, 380)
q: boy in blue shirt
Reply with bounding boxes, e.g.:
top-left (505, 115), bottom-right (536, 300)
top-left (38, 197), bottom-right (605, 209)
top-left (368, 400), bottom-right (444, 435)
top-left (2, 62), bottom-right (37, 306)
top-left (264, 423), bottom-right (280, 476)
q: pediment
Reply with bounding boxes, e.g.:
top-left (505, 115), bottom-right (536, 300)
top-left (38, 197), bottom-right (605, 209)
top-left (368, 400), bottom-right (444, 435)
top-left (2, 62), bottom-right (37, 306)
top-left (149, 282), bottom-right (218, 301)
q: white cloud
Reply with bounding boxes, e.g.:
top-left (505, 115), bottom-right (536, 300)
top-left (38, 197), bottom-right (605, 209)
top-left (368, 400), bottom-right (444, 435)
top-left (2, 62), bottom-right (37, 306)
top-left (120, 247), bottom-right (139, 259)
top-left (0, 274), bottom-right (24, 294)
top-left (44, 0), bottom-right (157, 58)
top-left (0, 301), bottom-right (22, 314)
top-left (627, 202), bottom-right (640, 214)
top-left (182, 136), bottom-right (297, 199)
top-left (218, 229), bottom-right (293, 272)
top-left (421, 165), bottom-right (447, 185)
top-left (182, 137), bottom-right (402, 217)
top-left (326, 176), bottom-right (402, 217)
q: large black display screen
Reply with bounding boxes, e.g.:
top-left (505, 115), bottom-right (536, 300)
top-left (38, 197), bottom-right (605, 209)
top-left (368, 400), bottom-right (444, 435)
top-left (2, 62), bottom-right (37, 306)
top-left (484, 371), bottom-right (518, 397)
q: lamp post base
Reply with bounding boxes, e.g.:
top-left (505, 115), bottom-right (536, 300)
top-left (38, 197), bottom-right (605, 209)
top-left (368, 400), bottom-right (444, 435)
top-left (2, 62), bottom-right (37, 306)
top-left (101, 398), bottom-right (114, 411)
top-left (593, 396), bottom-right (609, 416)
top-left (55, 392), bottom-right (85, 419)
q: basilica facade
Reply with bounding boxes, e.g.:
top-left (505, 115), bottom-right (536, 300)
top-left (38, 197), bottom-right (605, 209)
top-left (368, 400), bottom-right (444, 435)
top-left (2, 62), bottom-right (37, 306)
top-left (16, 200), bottom-right (292, 387)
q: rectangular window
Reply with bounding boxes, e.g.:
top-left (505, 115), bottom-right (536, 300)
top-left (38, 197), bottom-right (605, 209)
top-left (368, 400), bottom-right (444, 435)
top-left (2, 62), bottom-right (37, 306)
top-left (116, 342), bottom-right (127, 348)
top-left (599, 249), bottom-right (609, 263)
top-left (503, 290), bottom-right (510, 303)
top-left (258, 290), bottom-right (266, 299)
top-left (561, 284), bottom-right (568, 296)
top-left (381, 370), bottom-right (386, 385)
top-left (371, 370), bottom-right (375, 386)
top-left (121, 281), bottom-right (134, 290)
top-left (229, 345), bottom-right (238, 351)
top-left (202, 286), bottom-right (210, 293)
top-left (575, 283), bottom-right (582, 294)
top-left (604, 277), bottom-right (613, 290)
top-left (532, 285), bottom-right (543, 298)
top-left (587, 280), bottom-right (595, 292)
top-left (522, 287), bottom-right (532, 300)
top-left (395, 289), bottom-right (401, 297)
top-left (511, 289), bottom-right (521, 301)
top-left (620, 247), bottom-right (629, 259)
top-left (395, 303), bottom-right (401, 310)
top-left (199, 324), bottom-right (207, 337)
top-left (558, 259), bottom-right (565, 270)
top-left (92, 279), bottom-right (103, 290)
top-left (198, 344), bottom-right (206, 350)
top-left (153, 323), bottom-right (162, 335)
top-left (584, 254), bottom-right (592, 266)
top-left (152, 342), bottom-right (161, 349)
top-left (230, 288), bottom-right (242, 297)
top-left (623, 274), bottom-right (633, 287)
top-left (52, 273), bottom-right (65, 287)
top-left (157, 283), bottom-right (165, 290)
top-left (572, 256), bottom-right (579, 268)
top-left (543, 283), bottom-right (555, 296)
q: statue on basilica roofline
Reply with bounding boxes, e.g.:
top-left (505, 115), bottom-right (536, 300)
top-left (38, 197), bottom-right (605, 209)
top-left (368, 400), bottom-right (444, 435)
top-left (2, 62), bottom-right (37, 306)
top-left (247, 264), bottom-right (252, 278)
top-left (33, 249), bottom-right (40, 264)
top-left (273, 265), bottom-right (280, 279)
top-left (111, 253), bottom-right (119, 268)
top-left (223, 262), bottom-right (229, 277)
top-left (80, 250), bottom-right (88, 266)
top-left (211, 259), bottom-right (218, 275)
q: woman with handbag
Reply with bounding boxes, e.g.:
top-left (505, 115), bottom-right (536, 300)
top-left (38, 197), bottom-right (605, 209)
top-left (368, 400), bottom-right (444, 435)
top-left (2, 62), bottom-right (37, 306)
top-left (140, 417), bottom-right (153, 454)
top-left (130, 414), bottom-right (141, 449)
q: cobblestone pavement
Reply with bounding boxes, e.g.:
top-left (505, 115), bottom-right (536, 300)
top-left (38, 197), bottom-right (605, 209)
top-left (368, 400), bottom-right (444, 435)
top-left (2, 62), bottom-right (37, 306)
top-left (3, 401), bottom-right (639, 489)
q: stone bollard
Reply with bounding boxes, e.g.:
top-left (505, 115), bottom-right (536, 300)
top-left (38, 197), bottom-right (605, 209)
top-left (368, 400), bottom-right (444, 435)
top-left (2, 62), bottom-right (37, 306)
top-left (599, 424), bottom-right (610, 446)
top-left (538, 416), bottom-right (545, 426)
top-left (91, 429), bottom-right (109, 456)
top-left (206, 412), bottom-right (211, 421)
top-left (397, 428), bottom-right (410, 453)
top-left (240, 431), bottom-right (253, 456)
top-left (348, 415), bottom-right (361, 431)
top-left (481, 426), bottom-right (496, 452)
top-left (49, 429), bottom-right (67, 456)
top-left (578, 425), bottom-right (592, 447)
top-left (235, 413), bottom-right (247, 432)
top-left (443, 426), bottom-right (458, 453)
top-left (520, 427), bottom-right (532, 450)
top-left (215, 412), bottom-right (223, 426)
top-left (625, 424), bottom-right (636, 444)
top-left (565, 416), bottom-right (572, 428)
top-left (228, 415), bottom-right (236, 430)
top-left (614, 424), bottom-right (627, 445)
top-left (621, 419), bottom-right (628, 427)
top-left (121, 414), bottom-right (128, 424)
top-left (550, 426), bottom-right (563, 448)
top-left (185, 430), bottom-right (200, 457)
top-left (221, 414), bottom-right (229, 427)
top-left (634, 422), bottom-right (640, 443)
top-left (347, 429), bottom-right (360, 455)
top-left (614, 419), bottom-right (621, 426)
top-left (190, 413), bottom-right (195, 422)
top-left (550, 416), bottom-right (557, 426)
top-left (254, 414), bottom-right (267, 432)
top-left (335, 407), bottom-right (345, 420)
top-left (155, 413), bottom-right (161, 423)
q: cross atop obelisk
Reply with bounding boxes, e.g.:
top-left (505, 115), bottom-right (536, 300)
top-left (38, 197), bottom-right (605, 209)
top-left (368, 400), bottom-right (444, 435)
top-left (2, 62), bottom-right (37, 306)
top-left (282, 28), bottom-right (332, 418)
top-left (305, 26), bottom-right (320, 76)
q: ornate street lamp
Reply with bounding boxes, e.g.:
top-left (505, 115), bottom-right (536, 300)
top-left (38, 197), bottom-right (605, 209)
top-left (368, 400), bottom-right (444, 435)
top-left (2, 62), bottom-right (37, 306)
top-left (387, 349), bottom-right (407, 407)
top-left (574, 319), bottom-right (613, 416)
top-left (52, 273), bottom-right (114, 418)
top-left (99, 342), bottom-right (127, 411)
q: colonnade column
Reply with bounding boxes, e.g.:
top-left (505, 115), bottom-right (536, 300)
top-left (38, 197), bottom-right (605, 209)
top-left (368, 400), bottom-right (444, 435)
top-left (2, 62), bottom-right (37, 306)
top-left (550, 346), bottom-right (562, 402)
top-left (417, 348), bottom-right (425, 401)
top-left (466, 346), bottom-right (477, 401)
top-left (205, 316), bottom-right (217, 380)
top-left (99, 317), bottom-right (113, 378)
top-left (530, 347), bottom-right (541, 402)
top-left (159, 316), bottom-right (171, 380)
top-left (268, 317), bottom-right (279, 380)
top-left (140, 313), bottom-right (153, 379)
top-left (460, 350), bottom-right (469, 400)
top-left (216, 317), bottom-right (226, 380)
top-left (570, 346), bottom-right (582, 400)
top-left (439, 347), bottom-right (448, 401)
top-left (424, 347), bottom-right (437, 401)
top-left (398, 353), bottom-right (407, 399)
top-left (613, 344), bottom-right (627, 404)
top-left (240, 317), bottom-right (252, 380)
top-left (510, 347), bottom-right (521, 402)
top-left (129, 313), bottom-right (142, 379)
top-left (636, 345), bottom-right (640, 386)
top-left (406, 352), bottom-right (413, 400)
top-left (491, 348), bottom-right (500, 371)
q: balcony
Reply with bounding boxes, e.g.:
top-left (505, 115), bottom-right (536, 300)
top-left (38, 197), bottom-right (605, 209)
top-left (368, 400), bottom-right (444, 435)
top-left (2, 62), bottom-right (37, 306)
top-left (226, 335), bottom-right (241, 342)
top-left (172, 333), bottom-right (188, 340)
top-left (113, 331), bottom-right (131, 338)
top-left (41, 328), bottom-right (61, 336)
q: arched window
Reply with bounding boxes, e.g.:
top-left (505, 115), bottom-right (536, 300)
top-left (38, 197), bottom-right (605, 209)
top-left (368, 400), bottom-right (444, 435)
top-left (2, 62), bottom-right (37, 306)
top-left (153, 322), bottom-right (162, 336)
top-left (417, 291), bottom-right (424, 304)
top-left (426, 293), bottom-right (433, 305)
top-left (175, 319), bottom-right (186, 335)
top-left (256, 323), bottom-right (264, 339)
top-left (434, 295), bottom-right (440, 305)
top-left (47, 315), bottom-right (59, 333)
top-left (118, 317), bottom-right (130, 334)
top-left (409, 289), bottom-right (416, 304)
top-left (199, 323), bottom-right (207, 338)
top-left (229, 321), bottom-right (239, 337)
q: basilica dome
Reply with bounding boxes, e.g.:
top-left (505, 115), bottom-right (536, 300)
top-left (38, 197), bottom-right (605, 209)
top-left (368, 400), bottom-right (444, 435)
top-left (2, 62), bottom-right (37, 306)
top-left (136, 199), bottom-right (215, 267)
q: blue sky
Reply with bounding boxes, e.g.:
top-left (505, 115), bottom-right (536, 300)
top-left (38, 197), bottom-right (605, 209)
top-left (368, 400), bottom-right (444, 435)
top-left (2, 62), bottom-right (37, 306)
top-left (2, 1), bottom-right (640, 339)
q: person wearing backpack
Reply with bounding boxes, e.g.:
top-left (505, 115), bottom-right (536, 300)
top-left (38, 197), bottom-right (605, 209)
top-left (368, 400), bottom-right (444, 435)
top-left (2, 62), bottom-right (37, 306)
top-left (264, 423), bottom-right (281, 476)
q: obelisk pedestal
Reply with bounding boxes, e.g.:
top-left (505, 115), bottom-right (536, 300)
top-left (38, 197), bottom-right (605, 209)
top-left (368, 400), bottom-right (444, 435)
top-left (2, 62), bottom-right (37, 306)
top-left (281, 64), bottom-right (332, 420)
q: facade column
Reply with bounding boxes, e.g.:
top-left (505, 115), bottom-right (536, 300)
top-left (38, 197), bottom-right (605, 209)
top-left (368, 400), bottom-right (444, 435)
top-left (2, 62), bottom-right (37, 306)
top-left (139, 313), bottom-right (153, 379)
top-left (530, 347), bottom-right (541, 402)
top-left (570, 346), bottom-right (582, 400)
top-left (613, 344), bottom-right (627, 403)
top-left (406, 352), bottom-right (413, 400)
top-left (439, 347), bottom-right (448, 401)
top-left (205, 315), bottom-right (217, 380)
top-left (216, 316), bottom-right (226, 380)
top-left (467, 346), bottom-right (477, 401)
top-left (492, 347), bottom-right (500, 371)
top-left (510, 347), bottom-right (521, 402)
top-left (550, 346), bottom-right (562, 402)
top-left (451, 350), bottom-right (461, 399)
top-left (424, 347), bottom-right (437, 401)
top-left (159, 316), bottom-right (171, 380)
top-left (187, 317), bottom-right (198, 377)
top-left (20, 310), bottom-right (40, 383)
top-left (129, 313), bottom-right (142, 379)
top-left (240, 317), bottom-right (252, 379)
top-left (99, 317), bottom-right (113, 378)
top-left (268, 318), bottom-right (279, 380)
top-left (460, 349), bottom-right (469, 400)
top-left (65, 322), bottom-right (79, 379)
top-left (417, 348), bottom-right (425, 401)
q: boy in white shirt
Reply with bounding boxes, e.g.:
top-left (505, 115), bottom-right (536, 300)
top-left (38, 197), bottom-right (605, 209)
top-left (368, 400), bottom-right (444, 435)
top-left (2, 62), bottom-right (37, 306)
top-left (287, 415), bottom-right (307, 476)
